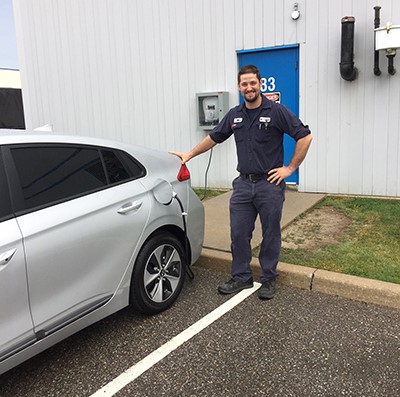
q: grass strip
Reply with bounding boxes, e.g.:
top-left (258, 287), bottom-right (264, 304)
top-left (278, 196), bottom-right (400, 284)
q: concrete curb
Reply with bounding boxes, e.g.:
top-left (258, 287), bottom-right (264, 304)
top-left (195, 248), bottom-right (400, 310)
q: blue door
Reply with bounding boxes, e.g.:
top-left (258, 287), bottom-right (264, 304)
top-left (238, 45), bottom-right (300, 184)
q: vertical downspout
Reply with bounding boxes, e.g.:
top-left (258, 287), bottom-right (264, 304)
top-left (340, 16), bottom-right (358, 81)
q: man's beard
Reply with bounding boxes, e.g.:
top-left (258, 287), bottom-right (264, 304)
top-left (245, 91), bottom-right (260, 103)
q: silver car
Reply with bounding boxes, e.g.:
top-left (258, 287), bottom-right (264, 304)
top-left (0, 130), bottom-right (204, 375)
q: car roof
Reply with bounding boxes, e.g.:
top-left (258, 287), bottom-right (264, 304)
top-left (0, 129), bottom-right (179, 176)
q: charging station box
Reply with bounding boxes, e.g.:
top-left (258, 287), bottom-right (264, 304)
top-left (196, 91), bottom-right (229, 130)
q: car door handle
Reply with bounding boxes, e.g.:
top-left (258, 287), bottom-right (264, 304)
top-left (117, 200), bottom-right (143, 214)
top-left (0, 248), bottom-right (17, 267)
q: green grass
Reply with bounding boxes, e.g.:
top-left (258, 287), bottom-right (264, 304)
top-left (277, 196), bottom-right (400, 284)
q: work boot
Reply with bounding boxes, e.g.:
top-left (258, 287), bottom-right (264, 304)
top-left (258, 279), bottom-right (276, 300)
top-left (218, 278), bottom-right (253, 295)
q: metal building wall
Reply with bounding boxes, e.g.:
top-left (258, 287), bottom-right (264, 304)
top-left (301, 1), bottom-right (400, 197)
top-left (12, 0), bottom-right (400, 196)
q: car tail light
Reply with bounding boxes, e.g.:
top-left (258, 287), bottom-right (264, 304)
top-left (177, 163), bottom-right (190, 182)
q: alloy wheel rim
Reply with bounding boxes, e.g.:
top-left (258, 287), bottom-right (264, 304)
top-left (144, 244), bottom-right (182, 303)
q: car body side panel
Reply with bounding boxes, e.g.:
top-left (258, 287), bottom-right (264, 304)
top-left (169, 180), bottom-right (204, 265)
top-left (185, 188), bottom-right (205, 264)
top-left (17, 180), bottom-right (150, 333)
top-left (0, 219), bottom-right (34, 360)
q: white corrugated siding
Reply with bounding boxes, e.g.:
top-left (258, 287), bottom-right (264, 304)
top-left (12, 0), bottom-right (400, 196)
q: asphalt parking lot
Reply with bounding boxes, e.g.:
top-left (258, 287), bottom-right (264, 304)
top-left (1, 266), bottom-right (399, 397)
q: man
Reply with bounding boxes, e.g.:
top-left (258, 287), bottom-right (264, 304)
top-left (170, 65), bottom-right (312, 299)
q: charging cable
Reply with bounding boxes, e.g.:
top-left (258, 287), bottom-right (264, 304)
top-left (173, 192), bottom-right (195, 280)
top-left (200, 147), bottom-right (213, 201)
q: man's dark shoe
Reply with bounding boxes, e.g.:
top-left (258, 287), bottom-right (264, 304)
top-left (259, 279), bottom-right (276, 300)
top-left (218, 278), bottom-right (253, 295)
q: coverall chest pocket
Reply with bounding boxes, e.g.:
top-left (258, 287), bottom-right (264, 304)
top-left (255, 125), bottom-right (271, 143)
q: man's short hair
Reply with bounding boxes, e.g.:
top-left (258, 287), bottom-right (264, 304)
top-left (238, 65), bottom-right (261, 84)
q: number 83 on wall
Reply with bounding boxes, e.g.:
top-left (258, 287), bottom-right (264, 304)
top-left (260, 76), bottom-right (276, 92)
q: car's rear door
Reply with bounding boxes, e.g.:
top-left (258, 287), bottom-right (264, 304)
top-left (0, 149), bottom-right (34, 361)
top-left (6, 144), bottom-right (150, 336)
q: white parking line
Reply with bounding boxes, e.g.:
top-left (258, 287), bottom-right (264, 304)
top-left (90, 282), bottom-right (261, 397)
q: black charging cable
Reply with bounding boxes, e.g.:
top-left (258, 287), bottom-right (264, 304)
top-left (173, 193), bottom-right (194, 280)
top-left (200, 147), bottom-right (213, 201)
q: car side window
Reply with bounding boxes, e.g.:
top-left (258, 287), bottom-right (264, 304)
top-left (101, 149), bottom-right (145, 184)
top-left (0, 149), bottom-right (13, 221)
top-left (10, 145), bottom-right (107, 211)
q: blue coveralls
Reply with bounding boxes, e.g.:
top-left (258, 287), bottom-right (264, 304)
top-left (209, 95), bottom-right (311, 283)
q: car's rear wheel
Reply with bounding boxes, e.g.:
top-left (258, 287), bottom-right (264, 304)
top-left (130, 231), bottom-right (186, 314)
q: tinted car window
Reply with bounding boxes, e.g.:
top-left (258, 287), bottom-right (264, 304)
top-left (0, 150), bottom-right (13, 221)
top-left (102, 150), bottom-right (131, 184)
top-left (117, 150), bottom-right (146, 178)
top-left (10, 146), bottom-right (107, 211)
top-left (101, 149), bottom-right (145, 184)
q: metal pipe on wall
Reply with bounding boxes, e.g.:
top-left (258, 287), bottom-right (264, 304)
top-left (340, 16), bottom-right (358, 81)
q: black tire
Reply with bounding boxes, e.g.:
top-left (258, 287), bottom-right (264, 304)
top-left (130, 231), bottom-right (186, 314)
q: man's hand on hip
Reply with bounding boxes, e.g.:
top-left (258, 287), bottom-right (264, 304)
top-left (267, 166), bottom-right (293, 185)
